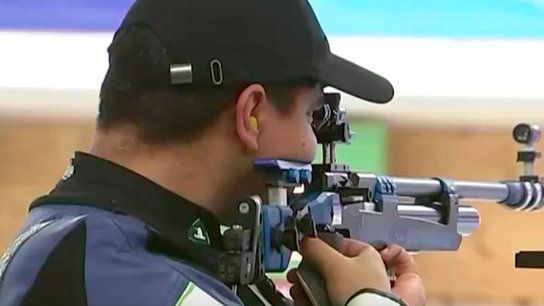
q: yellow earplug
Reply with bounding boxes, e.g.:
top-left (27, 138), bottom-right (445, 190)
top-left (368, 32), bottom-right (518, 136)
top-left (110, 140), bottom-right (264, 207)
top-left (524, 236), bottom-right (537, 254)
top-left (249, 116), bottom-right (259, 130)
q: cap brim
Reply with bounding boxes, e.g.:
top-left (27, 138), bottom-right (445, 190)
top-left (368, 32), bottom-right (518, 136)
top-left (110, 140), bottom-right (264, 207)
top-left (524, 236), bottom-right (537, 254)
top-left (317, 54), bottom-right (394, 104)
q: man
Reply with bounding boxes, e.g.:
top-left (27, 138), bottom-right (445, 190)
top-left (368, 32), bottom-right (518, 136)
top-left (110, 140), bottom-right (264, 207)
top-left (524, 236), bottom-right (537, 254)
top-left (0, 0), bottom-right (425, 305)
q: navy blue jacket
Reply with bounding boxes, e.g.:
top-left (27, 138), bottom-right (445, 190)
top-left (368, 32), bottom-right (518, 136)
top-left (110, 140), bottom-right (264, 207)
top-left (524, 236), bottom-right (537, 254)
top-left (0, 152), bottom-right (403, 306)
top-left (0, 152), bottom-right (294, 306)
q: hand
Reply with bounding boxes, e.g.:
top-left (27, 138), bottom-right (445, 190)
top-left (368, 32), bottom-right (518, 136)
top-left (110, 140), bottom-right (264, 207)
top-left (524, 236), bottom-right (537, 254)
top-left (287, 238), bottom-right (391, 306)
top-left (380, 245), bottom-right (425, 306)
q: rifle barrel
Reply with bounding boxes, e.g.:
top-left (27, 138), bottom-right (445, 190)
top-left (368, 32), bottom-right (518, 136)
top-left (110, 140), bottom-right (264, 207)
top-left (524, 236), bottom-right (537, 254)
top-left (392, 177), bottom-right (508, 201)
top-left (397, 204), bottom-right (479, 235)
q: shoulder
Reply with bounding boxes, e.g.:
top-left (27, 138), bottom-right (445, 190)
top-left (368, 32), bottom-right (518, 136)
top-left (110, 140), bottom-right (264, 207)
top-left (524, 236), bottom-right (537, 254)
top-left (85, 212), bottom-right (242, 306)
top-left (1, 206), bottom-right (241, 306)
top-left (81, 209), bottom-right (242, 306)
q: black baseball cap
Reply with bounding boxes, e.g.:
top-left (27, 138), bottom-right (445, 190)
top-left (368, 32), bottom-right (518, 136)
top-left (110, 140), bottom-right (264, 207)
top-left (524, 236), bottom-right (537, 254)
top-left (116, 0), bottom-right (394, 103)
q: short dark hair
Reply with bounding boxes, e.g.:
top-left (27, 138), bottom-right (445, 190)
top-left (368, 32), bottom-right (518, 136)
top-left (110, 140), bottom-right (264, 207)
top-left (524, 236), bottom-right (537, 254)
top-left (97, 25), bottom-right (297, 143)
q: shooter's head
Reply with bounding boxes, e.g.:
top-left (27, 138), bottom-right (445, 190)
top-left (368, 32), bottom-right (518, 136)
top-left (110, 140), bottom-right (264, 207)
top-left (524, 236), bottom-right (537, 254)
top-left (92, 0), bottom-right (393, 216)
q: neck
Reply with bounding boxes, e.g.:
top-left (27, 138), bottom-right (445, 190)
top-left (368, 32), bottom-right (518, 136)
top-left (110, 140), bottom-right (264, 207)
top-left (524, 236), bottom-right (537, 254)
top-left (90, 126), bottom-right (248, 220)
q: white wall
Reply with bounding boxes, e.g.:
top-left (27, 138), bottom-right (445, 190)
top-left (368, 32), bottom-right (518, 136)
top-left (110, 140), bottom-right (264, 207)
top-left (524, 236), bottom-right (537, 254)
top-left (1, 31), bottom-right (543, 126)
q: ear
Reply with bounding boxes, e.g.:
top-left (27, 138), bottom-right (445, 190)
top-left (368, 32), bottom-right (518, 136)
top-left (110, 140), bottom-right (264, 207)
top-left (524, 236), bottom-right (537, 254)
top-left (235, 84), bottom-right (265, 152)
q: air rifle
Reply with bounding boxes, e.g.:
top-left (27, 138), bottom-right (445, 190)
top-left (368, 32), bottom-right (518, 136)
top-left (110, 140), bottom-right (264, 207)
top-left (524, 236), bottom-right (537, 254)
top-left (217, 93), bottom-right (544, 304)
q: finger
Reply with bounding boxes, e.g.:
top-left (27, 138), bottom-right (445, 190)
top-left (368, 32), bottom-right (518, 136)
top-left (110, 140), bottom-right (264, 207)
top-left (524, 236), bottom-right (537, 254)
top-left (290, 284), bottom-right (311, 306)
top-left (391, 273), bottom-right (426, 305)
top-left (300, 238), bottom-right (343, 276)
top-left (339, 238), bottom-right (373, 258)
top-left (381, 245), bottom-right (419, 275)
top-left (287, 269), bottom-right (299, 284)
top-left (380, 244), bottom-right (402, 262)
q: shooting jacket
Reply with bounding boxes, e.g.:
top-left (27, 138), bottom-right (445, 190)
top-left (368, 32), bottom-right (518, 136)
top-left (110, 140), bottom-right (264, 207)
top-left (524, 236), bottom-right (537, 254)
top-left (0, 152), bottom-right (405, 306)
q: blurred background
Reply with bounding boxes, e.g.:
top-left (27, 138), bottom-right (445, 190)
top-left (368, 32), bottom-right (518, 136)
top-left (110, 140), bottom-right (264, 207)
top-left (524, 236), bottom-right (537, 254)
top-left (1, 0), bottom-right (544, 305)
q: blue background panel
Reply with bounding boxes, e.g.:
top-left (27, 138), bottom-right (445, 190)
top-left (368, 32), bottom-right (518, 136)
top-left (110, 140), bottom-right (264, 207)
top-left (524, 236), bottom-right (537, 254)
top-left (1, 0), bottom-right (544, 38)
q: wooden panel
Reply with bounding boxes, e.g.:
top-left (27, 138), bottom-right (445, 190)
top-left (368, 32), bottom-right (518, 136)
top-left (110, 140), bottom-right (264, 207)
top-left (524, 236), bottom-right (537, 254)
top-left (0, 120), bottom-right (542, 304)
top-left (0, 121), bottom-right (93, 250)
top-left (389, 125), bottom-right (544, 304)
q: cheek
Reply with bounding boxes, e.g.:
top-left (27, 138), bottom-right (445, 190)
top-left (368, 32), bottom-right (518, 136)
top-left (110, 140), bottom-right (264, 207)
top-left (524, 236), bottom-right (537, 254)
top-left (257, 120), bottom-right (317, 163)
top-left (298, 126), bottom-right (317, 162)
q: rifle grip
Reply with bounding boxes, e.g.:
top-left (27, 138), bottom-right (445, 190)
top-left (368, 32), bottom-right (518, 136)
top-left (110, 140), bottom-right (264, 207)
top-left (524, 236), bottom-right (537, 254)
top-left (296, 232), bottom-right (343, 306)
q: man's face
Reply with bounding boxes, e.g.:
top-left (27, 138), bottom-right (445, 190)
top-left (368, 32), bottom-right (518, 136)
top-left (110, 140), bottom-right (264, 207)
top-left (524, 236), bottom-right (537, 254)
top-left (226, 82), bottom-right (324, 206)
top-left (256, 84), bottom-right (324, 163)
